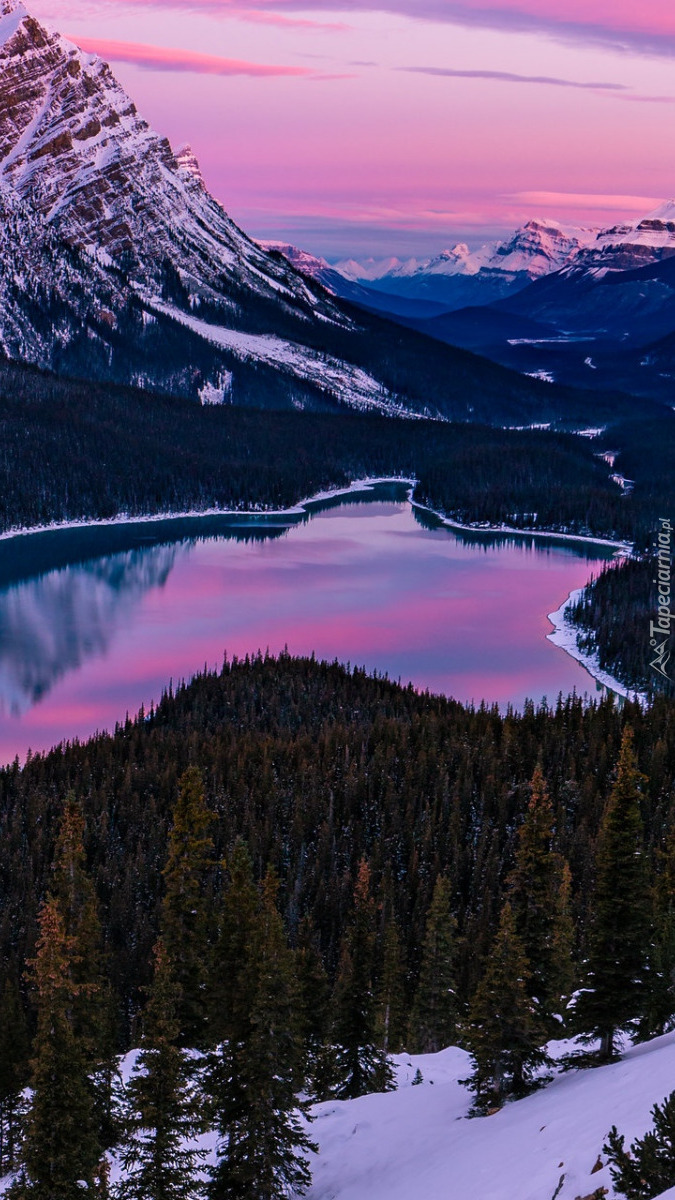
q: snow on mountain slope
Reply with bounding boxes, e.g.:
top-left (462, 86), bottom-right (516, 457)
top-left (304, 1034), bottom-right (675, 1200)
top-left (336, 256), bottom-right (416, 282)
top-left (0, 0), bottom-right (336, 318)
top-left (149, 299), bottom-right (427, 417)
top-left (573, 201), bottom-right (675, 274)
top-left (338, 222), bottom-right (597, 289)
top-left (0, 186), bottom-right (128, 362)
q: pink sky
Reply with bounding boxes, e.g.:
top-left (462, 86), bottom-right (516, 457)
top-left (27, 0), bottom-right (675, 256)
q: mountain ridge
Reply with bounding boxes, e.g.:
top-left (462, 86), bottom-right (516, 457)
top-left (0, 0), bottom-right (651, 427)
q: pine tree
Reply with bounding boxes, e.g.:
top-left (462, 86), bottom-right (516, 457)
top-left (207, 870), bottom-right (316, 1200)
top-left (294, 918), bottom-right (332, 1098)
top-left (507, 767), bottom-right (575, 1031)
top-left (409, 875), bottom-right (457, 1053)
top-left (50, 794), bottom-right (106, 1052)
top-left (466, 902), bottom-right (549, 1110)
top-left (51, 794), bottom-right (120, 1148)
top-left (576, 729), bottom-right (651, 1059)
top-left (161, 768), bottom-right (215, 1047)
top-left (332, 861), bottom-right (394, 1099)
top-left (605, 1092), bottom-right (675, 1200)
top-left (639, 828), bottom-right (675, 1040)
top-left (117, 939), bottom-right (205, 1200)
top-left (17, 898), bottom-right (101, 1199)
top-left (209, 840), bottom-right (260, 1048)
top-left (376, 919), bottom-right (407, 1054)
top-left (0, 974), bottom-right (29, 1175)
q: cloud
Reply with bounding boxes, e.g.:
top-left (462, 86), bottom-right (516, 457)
top-left (400, 66), bottom-right (627, 91)
top-left (99, 1), bottom-right (675, 59)
top-left (70, 36), bottom-right (316, 75)
top-left (227, 8), bottom-right (349, 31)
top-left (506, 191), bottom-right (663, 211)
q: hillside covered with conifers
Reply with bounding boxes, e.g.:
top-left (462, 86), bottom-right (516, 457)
top-left (1, 357), bottom-right (674, 551)
top-left (0, 655), bottom-right (674, 1196)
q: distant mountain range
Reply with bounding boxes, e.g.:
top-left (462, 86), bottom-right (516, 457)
top-left (277, 204), bottom-right (675, 309)
top-left (332, 219), bottom-right (599, 307)
top-left (270, 205), bottom-right (675, 400)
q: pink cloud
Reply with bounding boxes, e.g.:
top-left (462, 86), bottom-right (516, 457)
top-left (228, 8), bottom-right (350, 30)
top-left (507, 191), bottom-right (664, 211)
top-left (71, 35), bottom-right (315, 76)
top-left (106, 0), bottom-right (675, 56)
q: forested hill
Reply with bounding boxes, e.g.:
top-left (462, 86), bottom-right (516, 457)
top-left (0, 654), bottom-right (673, 1028)
top-left (1, 358), bottom-right (674, 549)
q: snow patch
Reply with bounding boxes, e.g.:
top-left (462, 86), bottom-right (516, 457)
top-left (303, 1033), bottom-right (675, 1200)
top-left (148, 300), bottom-right (431, 419)
top-left (547, 586), bottom-right (647, 704)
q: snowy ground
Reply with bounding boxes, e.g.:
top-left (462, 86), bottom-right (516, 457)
top-left (305, 1034), bottom-right (675, 1200)
top-left (147, 299), bottom-right (429, 419)
top-left (547, 586), bottom-right (648, 705)
top-left (3, 1033), bottom-right (675, 1197)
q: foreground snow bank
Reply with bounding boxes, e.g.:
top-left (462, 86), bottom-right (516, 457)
top-left (305, 1033), bottom-right (675, 1200)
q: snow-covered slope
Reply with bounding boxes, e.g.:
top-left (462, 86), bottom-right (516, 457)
top-left (304, 1034), bottom-right (675, 1200)
top-left (4, 1034), bottom-right (671, 1199)
top-left (575, 201), bottom-right (675, 274)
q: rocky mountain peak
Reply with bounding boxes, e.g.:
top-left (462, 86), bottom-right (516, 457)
top-left (0, 2), bottom-right (338, 315)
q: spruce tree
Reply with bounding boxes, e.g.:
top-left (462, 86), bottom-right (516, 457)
top-left (639, 828), bottom-right (675, 1040)
top-left (161, 768), bottom-right (215, 1047)
top-left (466, 902), bottom-right (549, 1110)
top-left (209, 840), bottom-right (260, 1048)
top-left (410, 875), bottom-right (457, 1053)
top-left (332, 861), bottom-right (394, 1099)
top-left (51, 794), bottom-right (120, 1149)
top-left (507, 766), bottom-right (575, 1031)
top-left (576, 729), bottom-right (650, 1058)
top-left (17, 898), bottom-right (101, 1199)
top-left (376, 919), bottom-right (407, 1055)
top-left (294, 918), bottom-right (332, 1098)
top-left (605, 1092), bottom-right (675, 1200)
top-left (117, 939), bottom-right (205, 1200)
top-left (207, 870), bottom-right (316, 1200)
top-left (0, 974), bottom-right (29, 1175)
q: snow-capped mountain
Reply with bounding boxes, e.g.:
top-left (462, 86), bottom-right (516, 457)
top-left (575, 200), bottom-right (675, 273)
top-left (1, 0), bottom-right (436, 414)
top-left (333, 221), bottom-right (598, 309)
top-left (259, 241), bottom-right (450, 318)
top-left (0, 0), bottom-right (332, 315)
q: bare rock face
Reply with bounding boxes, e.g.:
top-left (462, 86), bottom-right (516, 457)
top-left (0, 0), bottom-right (334, 315)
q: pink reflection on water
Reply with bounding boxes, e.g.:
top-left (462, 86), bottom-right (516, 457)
top-left (0, 499), bottom-right (612, 764)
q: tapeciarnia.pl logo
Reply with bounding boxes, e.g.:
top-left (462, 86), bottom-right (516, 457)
top-left (650, 517), bottom-right (673, 683)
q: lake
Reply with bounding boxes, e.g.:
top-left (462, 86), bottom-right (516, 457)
top-left (0, 483), bottom-right (617, 765)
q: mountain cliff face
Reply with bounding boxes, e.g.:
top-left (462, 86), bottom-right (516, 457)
top-left (0, 0), bottom-right (332, 316)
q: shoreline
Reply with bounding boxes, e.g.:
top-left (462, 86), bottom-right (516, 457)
top-left (546, 586), bottom-right (649, 705)
top-left (0, 477), bottom-right (634, 554)
top-left (0, 476), bottom-right (644, 705)
top-left (0, 477), bottom-right (415, 545)
top-left (409, 498), bottom-right (633, 555)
